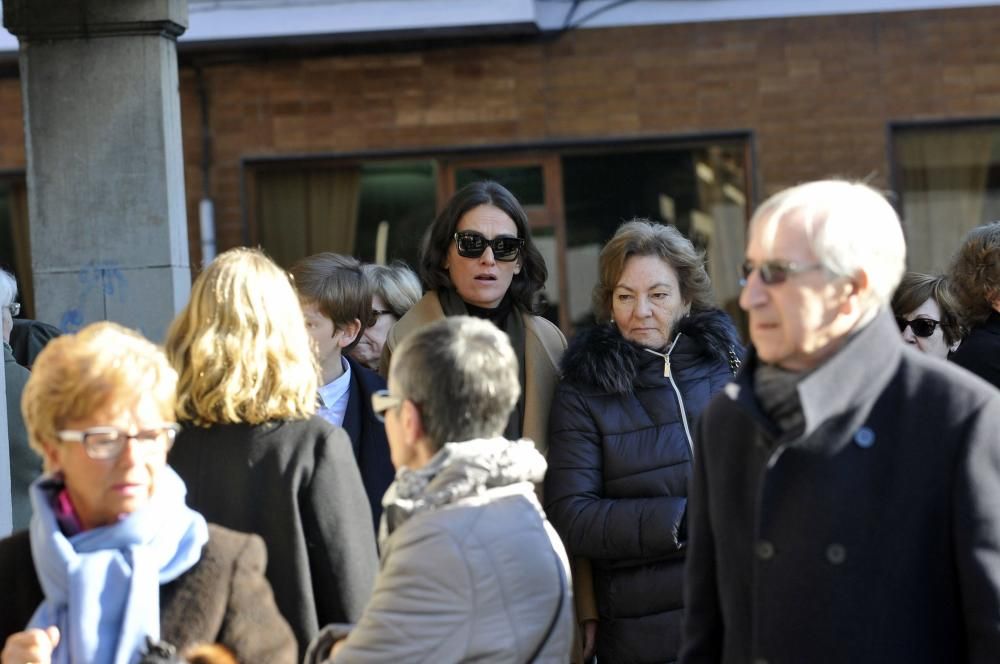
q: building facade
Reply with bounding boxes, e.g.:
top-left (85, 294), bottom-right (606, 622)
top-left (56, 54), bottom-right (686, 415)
top-left (1, 0), bottom-right (998, 331)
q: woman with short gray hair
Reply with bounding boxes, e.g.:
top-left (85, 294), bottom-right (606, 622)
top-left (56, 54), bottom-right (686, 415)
top-left (307, 316), bottom-right (573, 663)
top-left (350, 262), bottom-right (421, 371)
top-left (0, 269), bottom-right (18, 344)
top-left (0, 268), bottom-right (34, 531)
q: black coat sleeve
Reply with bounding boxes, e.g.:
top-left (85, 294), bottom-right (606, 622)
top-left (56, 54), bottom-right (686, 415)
top-left (302, 426), bottom-right (379, 626)
top-left (544, 384), bottom-right (687, 560)
top-left (678, 402), bottom-right (724, 664)
top-left (954, 397), bottom-right (1000, 662)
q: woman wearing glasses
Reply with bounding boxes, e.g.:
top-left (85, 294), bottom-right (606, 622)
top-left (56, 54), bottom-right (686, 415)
top-left (544, 220), bottom-right (741, 664)
top-left (890, 272), bottom-right (963, 358)
top-left (349, 262), bottom-right (422, 372)
top-left (165, 248), bottom-right (378, 658)
top-left (0, 322), bottom-right (295, 664)
top-left (380, 180), bottom-right (566, 454)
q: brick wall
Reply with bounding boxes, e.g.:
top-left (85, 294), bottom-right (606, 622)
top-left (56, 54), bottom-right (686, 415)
top-left (3, 6), bottom-right (1000, 261)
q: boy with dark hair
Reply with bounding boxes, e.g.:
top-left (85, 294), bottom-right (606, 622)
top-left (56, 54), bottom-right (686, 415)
top-left (290, 253), bottom-right (393, 530)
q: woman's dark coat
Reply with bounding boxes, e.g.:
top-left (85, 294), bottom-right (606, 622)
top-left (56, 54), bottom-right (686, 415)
top-left (168, 417), bottom-right (378, 656)
top-left (544, 309), bottom-right (739, 664)
top-left (0, 524), bottom-right (297, 663)
top-left (342, 356), bottom-right (395, 529)
top-left (949, 310), bottom-right (1000, 389)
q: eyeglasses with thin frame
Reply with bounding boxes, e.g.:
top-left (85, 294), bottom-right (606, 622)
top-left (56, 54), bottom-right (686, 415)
top-left (740, 260), bottom-right (825, 287)
top-left (368, 308), bottom-right (395, 327)
top-left (56, 423), bottom-right (180, 460)
top-left (453, 231), bottom-right (524, 262)
top-left (371, 389), bottom-right (403, 422)
top-left (6, 302), bottom-right (20, 317)
top-left (896, 316), bottom-right (941, 339)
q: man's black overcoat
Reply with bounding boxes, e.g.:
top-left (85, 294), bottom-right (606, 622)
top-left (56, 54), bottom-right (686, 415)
top-left (682, 312), bottom-right (1000, 664)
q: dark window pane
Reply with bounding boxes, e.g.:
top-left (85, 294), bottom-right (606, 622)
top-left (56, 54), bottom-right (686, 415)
top-left (895, 124), bottom-right (1000, 273)
top-left (354, 161), bottom-right (437, 272)
top-left (455, 166), bottom-right (544, 206)
top-left (0, 179), bottom-right (32, 318)
top-left (562, 143), bottom-right (748, 329)
top-left (254, 161), bottom-right (435, 279)
top-left (531, 226), bottom-right (560, 326)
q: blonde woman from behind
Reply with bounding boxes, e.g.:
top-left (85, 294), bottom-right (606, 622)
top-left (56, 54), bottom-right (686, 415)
top-left (165, 247), bottom-right (377, 657)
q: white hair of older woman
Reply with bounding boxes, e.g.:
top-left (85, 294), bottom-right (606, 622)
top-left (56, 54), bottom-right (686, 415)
top-left (0, 269), bottom-right (17, 343)
top-left (749, 180), bottom-right (906, 311)
top-left (0, 269), bottom-right (17, 308)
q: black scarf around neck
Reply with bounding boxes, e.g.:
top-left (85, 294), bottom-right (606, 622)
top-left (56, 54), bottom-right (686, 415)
top-left (438, 288), bottom-right (527, 441)
top-left (753, 363), bottom-right (805, 439)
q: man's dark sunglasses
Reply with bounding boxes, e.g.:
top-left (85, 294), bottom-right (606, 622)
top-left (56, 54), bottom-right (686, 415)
top-left (740, 259), bottom-right (824, 286)
top-left (896, 316), bottom-right (940, 338)
top-left (454, 231), bottom-right (524, 262)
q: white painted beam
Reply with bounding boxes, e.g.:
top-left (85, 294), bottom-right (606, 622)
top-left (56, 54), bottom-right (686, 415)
top-left (1, 1), bottom-right (998, 58)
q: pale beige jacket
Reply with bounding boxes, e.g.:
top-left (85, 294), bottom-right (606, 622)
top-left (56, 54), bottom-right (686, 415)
top-left (380, 291), bottom-right (566, 455)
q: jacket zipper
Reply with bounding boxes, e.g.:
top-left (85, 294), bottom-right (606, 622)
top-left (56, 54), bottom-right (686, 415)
top-left (644, 334), bottom-right (694, 456)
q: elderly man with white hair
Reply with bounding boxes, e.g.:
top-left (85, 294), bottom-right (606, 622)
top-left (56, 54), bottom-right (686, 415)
top-left (0, 269), bottom-right (35, 531)
top-left (680, 180), bottom-right (1000, 664)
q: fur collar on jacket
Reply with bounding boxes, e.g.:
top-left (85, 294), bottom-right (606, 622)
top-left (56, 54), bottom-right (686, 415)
top-left (561, 308), bottom-right (741, 395)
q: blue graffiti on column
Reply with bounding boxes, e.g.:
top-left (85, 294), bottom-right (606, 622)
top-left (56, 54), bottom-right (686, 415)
top-left (59, 261), bottom-right (128, 332)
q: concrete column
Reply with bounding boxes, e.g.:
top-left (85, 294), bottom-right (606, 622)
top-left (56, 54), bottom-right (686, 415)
top-left (3, 0), bottom-right (190, 342)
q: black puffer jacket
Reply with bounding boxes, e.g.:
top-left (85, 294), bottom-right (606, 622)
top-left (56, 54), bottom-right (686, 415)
top-left (545, 309), bottom-right (740, 664)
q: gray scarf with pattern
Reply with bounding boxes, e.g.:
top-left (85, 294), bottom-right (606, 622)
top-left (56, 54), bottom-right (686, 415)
top-left (378, 437), bottom-right (545, 547)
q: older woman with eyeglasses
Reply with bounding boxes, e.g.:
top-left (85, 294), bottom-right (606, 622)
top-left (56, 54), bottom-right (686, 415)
top-left (0, 322), bottom-right (295, 664)
top-left (379, 180), bottom-right (566, 455)
top-left (349, 262), bottom-right (422, 372)
top-left (890, 272), bottom-right (963, 358)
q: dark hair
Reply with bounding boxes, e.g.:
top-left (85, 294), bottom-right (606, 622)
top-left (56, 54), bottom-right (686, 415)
top-left (891, 272), bottom-right (964, 346)
top-left (418, 181), bottom-right (548, 312)
top-left (948, 222), bottom-right (1000, 329)
top-left (290, 252), bottom-right (372, 351)
top-left (593, 219), bottom-right (716, 321)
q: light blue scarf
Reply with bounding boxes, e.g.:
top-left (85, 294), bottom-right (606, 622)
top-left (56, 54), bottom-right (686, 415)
top-left (27, 466), bottom-right (209, 664)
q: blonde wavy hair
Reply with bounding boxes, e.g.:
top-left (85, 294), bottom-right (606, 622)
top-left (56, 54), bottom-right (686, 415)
top-left (22, 321), bottom-right (177, 470)
top-left (165, 247), bottom-right (319, 426)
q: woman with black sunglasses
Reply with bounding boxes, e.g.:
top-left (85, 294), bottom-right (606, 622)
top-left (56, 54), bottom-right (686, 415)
top-left (379, 180), bottom-right (566, 456)
top-left (890, 272), bottom-right (963, 359)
